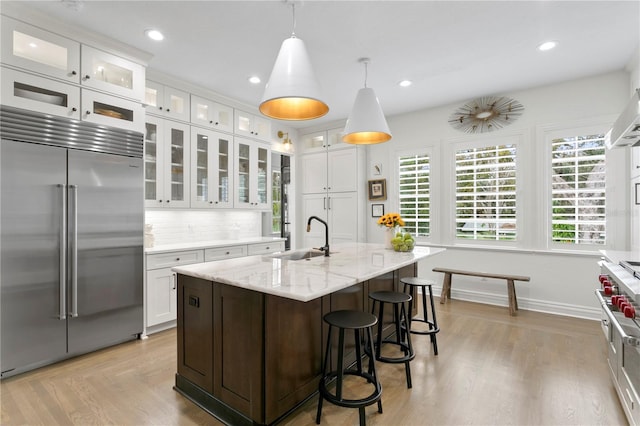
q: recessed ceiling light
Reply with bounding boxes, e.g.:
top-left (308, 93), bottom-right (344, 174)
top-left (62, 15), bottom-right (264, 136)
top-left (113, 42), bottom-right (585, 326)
top-left (537, 40), bottom-right (557, 51)
top-left (145, 29), bottom-right (164, 41)
top-left (249, 76), bottom-right (261, 84)
top-left (398, 80), bottom-right (413, 87)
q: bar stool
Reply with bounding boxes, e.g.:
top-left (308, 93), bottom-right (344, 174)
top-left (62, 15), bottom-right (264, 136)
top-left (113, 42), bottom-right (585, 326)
top-left (316, 310), bottom-right (383, 426)
top-left (401, 277), bottom-right (440, 355)
top-left (367, 291), bottom-right (415, 389)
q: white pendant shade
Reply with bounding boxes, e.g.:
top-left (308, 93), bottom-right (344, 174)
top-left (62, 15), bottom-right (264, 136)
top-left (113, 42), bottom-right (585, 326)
top-left (259, 37), bottom-right (329, 121)
top-left (343, 87), bottom-right (392, 144)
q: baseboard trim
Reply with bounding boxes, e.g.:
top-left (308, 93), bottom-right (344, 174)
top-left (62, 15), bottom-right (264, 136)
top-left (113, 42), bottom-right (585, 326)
top-left (431, 285), bottom-right (600, 321)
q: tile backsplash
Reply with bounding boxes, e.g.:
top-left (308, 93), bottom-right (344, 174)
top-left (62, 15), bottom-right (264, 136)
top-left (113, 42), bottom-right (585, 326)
top-left (145, 210), bottom-right (262, 247)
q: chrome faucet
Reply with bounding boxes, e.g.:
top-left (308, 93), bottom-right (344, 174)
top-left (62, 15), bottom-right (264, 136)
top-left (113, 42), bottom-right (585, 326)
top-left (306, 216), bottom-right (329, 256)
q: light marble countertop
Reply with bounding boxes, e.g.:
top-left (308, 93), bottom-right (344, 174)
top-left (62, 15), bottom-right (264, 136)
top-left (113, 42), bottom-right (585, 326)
top-left (600, 250), bottom-right (640, 265)
top-left (145, 237), bottom-right (286, 254)
top-left (173, 242), bottom-right (446, 302)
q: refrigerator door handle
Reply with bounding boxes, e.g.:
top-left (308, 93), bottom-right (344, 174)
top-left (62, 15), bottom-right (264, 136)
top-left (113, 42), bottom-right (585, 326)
top-left (58, 184), bottom-right (67, 320)
top-left (70, 184), bottom-right (79, 318)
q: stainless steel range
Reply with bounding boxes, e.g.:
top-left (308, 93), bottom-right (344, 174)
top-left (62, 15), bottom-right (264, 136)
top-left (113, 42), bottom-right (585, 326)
top-left (596, 259), bottom-right (640, 425)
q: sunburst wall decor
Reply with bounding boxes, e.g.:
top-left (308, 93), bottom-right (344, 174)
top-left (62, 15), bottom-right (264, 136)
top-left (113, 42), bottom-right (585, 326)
top-left (448, 96), bottom-right (524, 134)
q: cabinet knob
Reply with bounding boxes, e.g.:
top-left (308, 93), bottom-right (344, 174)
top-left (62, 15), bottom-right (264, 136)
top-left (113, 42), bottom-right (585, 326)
top-left (215, 122), bottom-right (219, 125)
top-left (166, 109), bottom-right (170, 112)
top-left (225, 251), bottom-right (230, 255)
top-left (71, 70), bottom-right (77, 76)
top-left (158, 200), bottom-right (163, 203)
top-left (209, 201), bottom-right (213, 204)
top-left (84, 75), bottom-right (90, 80)
top-left (166, 200), bottom-right (170, 203)
top-left (71, 107), bottom-right (77, 112)
top-left (209, 120), bottom-right (213, 124)
top-left (159, 107), bottom-right (163, 110)
top-left (176, 257), bottom-right (180, 261)
top-left (85, 110), bottom-right (91, 115)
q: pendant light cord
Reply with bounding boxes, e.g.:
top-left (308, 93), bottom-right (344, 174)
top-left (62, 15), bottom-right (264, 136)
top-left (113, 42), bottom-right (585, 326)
top-left (363, 60), bottom-right (368, 88)
top-left (291, 3), bottom-right (297, 37)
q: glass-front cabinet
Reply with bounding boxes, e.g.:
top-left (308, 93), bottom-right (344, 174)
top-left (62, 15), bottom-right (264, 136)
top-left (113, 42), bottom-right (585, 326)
top-left (80, 45), bottom-right (145, 101)
top-left (144, 116), bottom-right (190, 208)
top-left (190, 127), bottom-right (234, 208)
top-left (235, 110), bottom-right (272, 142)
top-left (145, 81), bottom-right (190, 122)
top-left (234, 138), bottom-right (270, 209)
top-left (190, 95), bottom-right (233, 133)
top-left (1, 15), bottom-right (80, 83)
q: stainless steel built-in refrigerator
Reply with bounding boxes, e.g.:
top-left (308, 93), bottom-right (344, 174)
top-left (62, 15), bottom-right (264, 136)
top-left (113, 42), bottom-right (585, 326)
top-left (0, 106), bottom-right (144, 378)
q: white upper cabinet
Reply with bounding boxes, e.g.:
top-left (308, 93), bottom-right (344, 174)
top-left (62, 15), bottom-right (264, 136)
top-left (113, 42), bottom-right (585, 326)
top-left (82, 89), bottom-right (145, 133)
top-left (300, 127), bottom-right (348, 154)
top-left (235, 110), bottom-right (271, 142)
top-left (145, 80), bottom-right (190, 122)
top-left (1, 16), bottom-right (80, 83)
top-left (80, 45), bottom-right (145, 101)
top-left (1, 67), bottom-right (80, 119)
top-left (190, 127), bottom-right (234, 208)
top-left (234, 138), bottom-right (270, 209)
top-left (144, 116), bottom-right (191, 208)
top-left (191, 95), bottom-right (233, 133)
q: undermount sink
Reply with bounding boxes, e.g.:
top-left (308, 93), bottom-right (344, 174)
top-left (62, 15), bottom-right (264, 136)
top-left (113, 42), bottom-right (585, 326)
top-left (271, 249), bottom-right (326, 261)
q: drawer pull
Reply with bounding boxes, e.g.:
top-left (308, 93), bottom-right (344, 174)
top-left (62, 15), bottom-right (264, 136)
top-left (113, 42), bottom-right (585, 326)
top-left (176, 257), bottom-right (180, 261)
top-left (225, 251), bottom-right (230, 255)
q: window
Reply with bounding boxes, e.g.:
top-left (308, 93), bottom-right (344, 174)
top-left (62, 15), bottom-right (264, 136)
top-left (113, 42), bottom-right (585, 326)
top-left (455, 144), bottom-right (517, 241)
top-left (398, 153), bottom-right (430, 236)
top-left (550, 134), bottom-right (606, 245)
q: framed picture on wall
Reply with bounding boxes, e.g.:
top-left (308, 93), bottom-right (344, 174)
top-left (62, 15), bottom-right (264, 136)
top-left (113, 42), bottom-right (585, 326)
top-left (368, 179), bottom-right (387, 201)
top-left (371, 204), bottom-right (384, 217)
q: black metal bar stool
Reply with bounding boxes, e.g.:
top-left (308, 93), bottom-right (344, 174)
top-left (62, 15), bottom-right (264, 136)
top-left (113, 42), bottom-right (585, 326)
top-left (401, 277), bottom-right (440, 355)
top-left (316, 310), bottom-right (383, 426)
top-left (367, 291), bottom-right (415, 389)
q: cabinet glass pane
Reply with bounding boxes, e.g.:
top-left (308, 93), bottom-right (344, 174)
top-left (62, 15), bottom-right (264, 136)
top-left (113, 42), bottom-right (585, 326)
top-left (145, 87), bottom-right (158, 107)
top-left (13, 30), bottom-right (67, 70)
top-left (219, 139), bottom-right (229, 203)
top-left (238, 143), bottom-right (250, 203)
top-left (219, 110), bottom-right (231, 127)
top-left (257, 147), bottom-right (268, 203)
top-left (196, 134), bottom-right (208, 201)
top-left (89, 58), bottom-right (132, 90)
top-left (170, 128), bottom-right (185, 201)
top-left (14, 82), bottom-right (67, 106)
top-left (238, 116), bottom-right (251, 133)
top-left (195, 103), bottom-right (208, 121)
top-left (307, 134), bottom-right (325, 150)
top-left (145, 122), bottom-right (158, 201)
top-left (170, 94), bottom-right (185, 114)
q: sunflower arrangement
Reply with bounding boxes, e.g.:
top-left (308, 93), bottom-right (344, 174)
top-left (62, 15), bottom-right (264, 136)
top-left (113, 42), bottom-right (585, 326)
top-left (377, 213), bottom-right (414, 252)
top-left (377, 213), bottom-right (405, 228)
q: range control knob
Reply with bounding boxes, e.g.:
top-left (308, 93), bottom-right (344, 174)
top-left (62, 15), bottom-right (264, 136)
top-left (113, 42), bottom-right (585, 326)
top-left (623, 305), bottom-right (636, 319)
top-left (604, 285), bottom-right (613, 295)
top-left (599, 274), bottom-right (609, 284)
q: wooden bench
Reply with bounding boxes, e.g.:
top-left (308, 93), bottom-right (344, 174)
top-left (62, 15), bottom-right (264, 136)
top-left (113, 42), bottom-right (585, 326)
top-left (432, 267), bottom-right (530, 316)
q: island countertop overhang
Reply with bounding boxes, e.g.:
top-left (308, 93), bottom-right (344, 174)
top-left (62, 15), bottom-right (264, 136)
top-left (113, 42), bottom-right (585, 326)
top-left (172, 242), bottom-right (446, 302)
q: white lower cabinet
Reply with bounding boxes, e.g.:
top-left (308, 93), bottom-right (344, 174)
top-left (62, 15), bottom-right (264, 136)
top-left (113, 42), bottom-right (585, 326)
top-left (145, 249), bottom-right (204, 333)
top-left (144, 241), bottom-right (284, 334)
top-left (146, 268), bottom-right (178, 327)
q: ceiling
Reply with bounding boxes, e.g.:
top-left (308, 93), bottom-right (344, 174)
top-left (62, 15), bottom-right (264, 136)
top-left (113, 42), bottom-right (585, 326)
top-left (7, 1), bottom-right (640, 130)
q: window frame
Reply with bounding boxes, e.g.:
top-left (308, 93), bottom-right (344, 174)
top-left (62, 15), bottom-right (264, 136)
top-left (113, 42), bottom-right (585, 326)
top-left (541, 122), bottom-right (623, 252)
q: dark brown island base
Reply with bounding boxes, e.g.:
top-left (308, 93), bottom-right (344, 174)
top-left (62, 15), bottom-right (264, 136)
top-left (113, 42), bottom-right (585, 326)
top-left (171, 243), bottom-right (445, 425)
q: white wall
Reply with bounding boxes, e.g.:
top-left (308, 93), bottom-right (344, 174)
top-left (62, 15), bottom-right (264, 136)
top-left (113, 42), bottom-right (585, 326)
top-left (360, 71), bottom-right (633, 320)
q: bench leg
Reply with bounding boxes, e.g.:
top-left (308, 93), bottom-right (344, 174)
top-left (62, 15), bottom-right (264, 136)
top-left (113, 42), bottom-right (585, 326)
top-left (440, 273), bottom-right (451, 304)
top-left (507, 279), bottom-right (518, 316)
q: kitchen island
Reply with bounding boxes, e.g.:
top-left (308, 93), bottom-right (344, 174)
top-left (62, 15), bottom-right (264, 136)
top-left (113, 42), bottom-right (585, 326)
top-left (172, 242), bottom-right (445, 425)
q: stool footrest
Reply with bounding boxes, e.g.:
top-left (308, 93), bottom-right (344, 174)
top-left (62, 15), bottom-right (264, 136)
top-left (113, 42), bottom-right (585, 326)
top-left (319, 371), bottom-right (382, 408)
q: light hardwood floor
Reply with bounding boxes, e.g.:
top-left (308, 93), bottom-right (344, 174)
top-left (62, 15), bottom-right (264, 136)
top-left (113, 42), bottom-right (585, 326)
top-left (1, 299), bottom-right (627, 426)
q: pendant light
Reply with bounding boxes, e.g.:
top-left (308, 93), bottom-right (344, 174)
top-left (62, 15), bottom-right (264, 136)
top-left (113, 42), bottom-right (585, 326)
top-left (259, 3), bottom-right (329, 121)
top-left (342, 58), bottom-right (392, 144)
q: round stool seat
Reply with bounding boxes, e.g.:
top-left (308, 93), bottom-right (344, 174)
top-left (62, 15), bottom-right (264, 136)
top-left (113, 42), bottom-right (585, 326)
top-left (401, 277), bottom-right (436, 287)
top-left (369, 290), bottom-right (411, 305)
top-left (324, 310), bottom-right (378, 330)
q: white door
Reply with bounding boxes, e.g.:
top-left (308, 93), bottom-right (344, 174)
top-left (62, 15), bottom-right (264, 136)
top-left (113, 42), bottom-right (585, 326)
top-left (328, 192), bottom-right (359, 244)
top-left (146, 268), bottom-right (177, 327)
top-left (302, 193), bottom-right (328, 248)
